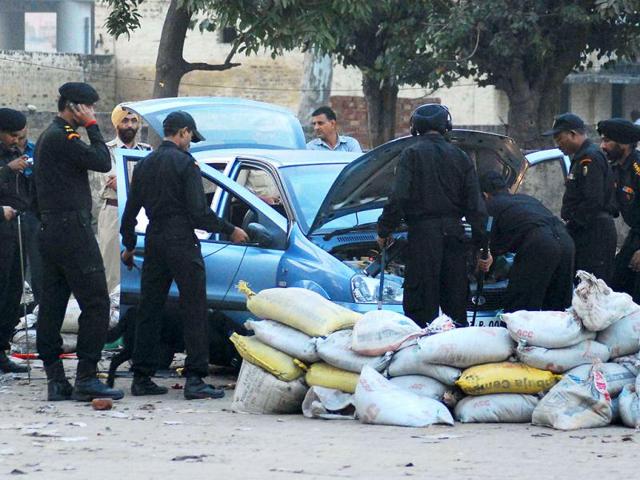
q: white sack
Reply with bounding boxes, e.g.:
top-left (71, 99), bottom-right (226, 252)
top-left (387, 344), bottom-right (462, 385)
top-left (11, 330), bottom-right (76, 354)
top-left (532, 364), bottom-right (613, 430)
top-left (572, 270), bottom-right (640, 332)
top-left (301, 386), bottom-right (355, 420)
top-left (351, 310), bottom-right (423, 356)
top-left (388, 375), bottom-right (448, 401)
top-left (245, 319), bottom-right (320, 363)
top-left (596, 310), bottom-right (640, 358)
top-left (613, 354), bottom-right (640, 376)
top-left (231, 360), bottom-right (308, 414)
top-left (566, 362), bottom-right (635, 396)
top-left (61, 298), bottom-right (82, 333)
top-left (455, 394), bottom-right (539, 423)
top-left (618, 375), bottom-right (640, 428)
top-left (415, 327), bottom-right (514, 368)
top-left (354, 366), bottom-right (454, 427)
top-left (517, 340), bottom-right (611, 373)
top-left (501, 310), bottom-right (594, 348)
top-left (316, 329), bottom-right (390, 373)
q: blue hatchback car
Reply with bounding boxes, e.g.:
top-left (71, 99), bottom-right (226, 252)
top-left (115, 97), bottom-right (569, 363)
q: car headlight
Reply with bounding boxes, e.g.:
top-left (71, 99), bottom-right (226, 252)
top-left (351, 274), bottom-right (403, 304)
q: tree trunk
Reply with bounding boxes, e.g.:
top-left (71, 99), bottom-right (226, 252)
top-left (362, 73), bottom-right (398, 147)
top-left (153, 0), bottom-right (191, 98)
top-left (297, 50), bottom-right (333, 126)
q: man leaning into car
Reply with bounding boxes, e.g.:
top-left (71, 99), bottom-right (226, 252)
top-left (120, 111), bottom-right (249, 400)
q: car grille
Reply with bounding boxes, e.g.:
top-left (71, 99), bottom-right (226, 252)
top-left (467, 281), bottom-right (508, 312)
top-left (336, 233), bottom-right (377, 243)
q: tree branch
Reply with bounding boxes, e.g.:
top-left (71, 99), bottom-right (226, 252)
top-left (183, 61), bottom-right (241, 73)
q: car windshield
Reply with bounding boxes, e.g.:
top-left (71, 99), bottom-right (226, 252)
top-left (280, 164), bottom-right (382, 234)
top-left (145, 105), bottom-right (301, 150)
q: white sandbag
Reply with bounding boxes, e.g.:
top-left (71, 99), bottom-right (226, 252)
top-left (455, 394), bottom-right (539, 423)
top-left (532, 364), bottom-right (612, 430)
top-left (245, 319), bottom-right (319, 363)
top-left (11, 330), bottom-right (77, 354)
top-left (354, 366), bottom-right (454, 427)
top-left (301, 386), bottom-right (355, 420)
top-left (389, 375), bottom-right (448, 401)
top-left (566, 362), bottom-right (635, 396)
top-left (351, 310), bottom-right (423, 356)
top-left (613, 354), bottom-right (640, 376)
top-left (316, 329), bottom-right (390, 373)
top-left (501, 310), bottom-right (595, 348)
top-left (572, 270), bottom-right (640, 332)
top-left (415, 327), bottom-right (514, 368)
top-left (517, 340), bottom-right (611, 373)
top-left (60, 298), bottom-right (81, 334)
top-left (596, 310), bottom-right (640, 358)
top-left (387, 344), bottom-right (462, 385)
top-left (618, 376), bottom-right (640, 428)
top-left (231, 360), bottom-right (308, 414)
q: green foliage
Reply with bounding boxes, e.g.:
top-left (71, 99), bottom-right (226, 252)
top-left (103, 0), bottom-right (145, 39)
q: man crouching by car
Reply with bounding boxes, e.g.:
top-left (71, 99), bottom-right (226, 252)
top-left (120, 111), bottom-right (249, 399)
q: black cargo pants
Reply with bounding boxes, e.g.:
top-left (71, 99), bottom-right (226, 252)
top-left (612, 230), bottom-right (640, 303)
top-left (403, 218), bottom-right (468, 328)
top-left (37, 210), bottom-right (110, 373)
top-left (132, 225), bottom-right (209, 378)
top-left (569, 214), bottom-right (616, 284)
top-left (0, 229), bottom-right (23, 351)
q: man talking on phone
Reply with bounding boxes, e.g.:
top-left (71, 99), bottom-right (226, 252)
top-left (34, 82), bottom-right (124, 402)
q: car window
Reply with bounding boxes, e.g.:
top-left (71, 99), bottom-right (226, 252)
top-left (518, 158), bottom-right (566, 217)
top-left (466, 147), bottom-right (513, 181)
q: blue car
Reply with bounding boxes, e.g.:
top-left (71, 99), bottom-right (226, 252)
top-left (115, 97), bottom-right (568, 362)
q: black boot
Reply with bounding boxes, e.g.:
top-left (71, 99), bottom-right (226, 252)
top-left (44, 361), bottom-right (73, 401)
top-left (131, 375), bottom-right (168, 396)
top-left (0, 351), bottom-right (29, 373)
top-left (184, 376), bottom-right (224, 400)
top-left (72, 361), bottom-right (124, 402)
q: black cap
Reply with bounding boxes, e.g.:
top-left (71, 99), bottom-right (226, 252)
top-left (162, 111), bottom-right (205, 143)
top-left (411, 103), bottom-right (452, 135)
top-left (0, 108), bottom-right (27, 132)
top-left (597, 118), bottom-right (640, 144)
top-left (542, 113), bottom-right (585, 136)
top-left (479, 171), bottom-right (507, 194)
top-left (58, 82), bottom-right (100, 105)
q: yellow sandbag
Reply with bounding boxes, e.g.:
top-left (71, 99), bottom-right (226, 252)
top-left (238, 281), bottom-right (362, 337)
top-left (305, 363), bottom-right (359, 394)
top-left (456, 362), bottom-right (562, 395)
top-left (230, 333), bottom-right (304, 382)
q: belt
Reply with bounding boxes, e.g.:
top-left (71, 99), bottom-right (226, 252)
top-left (105, 198), bottom-right (118, 207)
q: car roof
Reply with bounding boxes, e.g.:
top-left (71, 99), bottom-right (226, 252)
top-left (193, 148), bottom-right (361, 168)
top-left (122, 96), bottom-right (296, 116)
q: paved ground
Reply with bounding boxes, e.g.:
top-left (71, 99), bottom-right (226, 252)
top-left (1, 360), bottom-right (639, 480)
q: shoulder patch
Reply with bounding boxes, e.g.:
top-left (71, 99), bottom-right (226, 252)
top-left (579, 158), bottom-right (592, 165)
top-left (633, 162), bottom-right (640, 177)
top-left (67, 133), bottom-right (81, 140)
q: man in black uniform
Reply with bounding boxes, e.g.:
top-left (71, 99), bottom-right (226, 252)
top-left (0, 108), bottom-right (31, 373)
top-left (120, 111), bottom-right (249, 399)
top-left (597, 118), bottom-right (640, 301)
top-left (377, 104), bottom-right (487, 328)
top-left (34, 83), bottom-right (123, 401)
top-left (544, 113), bottom-right (617, 282)
top-left (477, 171), bottom-right (575, 311)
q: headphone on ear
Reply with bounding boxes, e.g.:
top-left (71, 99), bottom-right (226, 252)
top-left (410, 103), bottom-right (452, 136)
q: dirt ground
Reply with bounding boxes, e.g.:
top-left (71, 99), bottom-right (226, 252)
top-left (1, 360), bottom-right (639, 480)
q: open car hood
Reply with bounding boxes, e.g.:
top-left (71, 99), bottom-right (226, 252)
top-left (308, 130), bottom-right (526, 235)
top-left (120, 97), bottom-right (306, 152)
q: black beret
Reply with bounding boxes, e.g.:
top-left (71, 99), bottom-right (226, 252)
top-left (597, 118), bottom-right (640, 144)
top-left (480, 170), bottom-right (507, 194)
top-left (0, 108), bottom-right (27, 132)
top-left (58, 82), bottom-right (100, 105)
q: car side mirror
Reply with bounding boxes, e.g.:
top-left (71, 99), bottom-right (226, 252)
top-left (246, 222), bottom-right (274, 248)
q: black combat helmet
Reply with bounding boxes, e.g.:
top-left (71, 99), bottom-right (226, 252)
top-left (410, 104), bottom-right (452, 136)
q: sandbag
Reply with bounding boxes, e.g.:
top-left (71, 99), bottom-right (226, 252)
top-left (389, 375), bottom-right (448, 401)
top-left (566, 362), bottom-right (635, 396)
top-left (11, 330), bottom-right (76, 354)
top-left (351, 310), bottom-right (423, 356)
top-left (456, 362), bottom-right (561, 395)
top-left (238, 282), bottom-right (361, 337)
top-left (501, 310), bottom-right (594, 348)
top-left (613, 354), bottom-right (640, 376)
top-left (301, 386), bottom-right (355, 420)
top-left (572, 270), bottom-right (640, 332)
top-left (532, 364), bottom-right (613, 430)
top-left (230, 333), bottom-right (304, 381)
top-left (245, 319), bottom-right (319, 363)
top-left (231, 361), bottom-right (307, 414)
top-left (305, 363), bottom-right (360, 394)
top-left (60, 298), bottom-right (82, 333)
top-left (354, 366), bottom-right (454, 427)
top-left (596, 310), bottom-right (640, 358)
top-left (415, 327), bottom-right (514, 368)
top-left (618, 375), bottom-right (640, 428)
top-left (316, 329), bottom-right (389, 373)
top-left (455, 394), bottom-right (539, 423)
top-left (517, 340), bottom-right (611, 373)
top-left (387, 344), bottom-right (462, 385)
